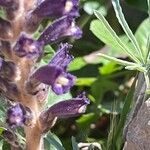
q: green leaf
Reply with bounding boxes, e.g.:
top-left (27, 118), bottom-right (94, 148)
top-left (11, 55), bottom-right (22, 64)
top-left (97, 53), bottom-right (146, 72)
top-left (83, 1), bottom-right (107, 16)
top-left (114, 78), bottom-right (136, 149)
top-left (97, 53), bottom-right (136, 66)
top-left (91, 78), bottom-right (119, 104)
top-left (2, 141), bottom-right (11, 150)
top-left (44, 132), bottom-right (65, 150)
top-left (0, 140), bottom-right (3, 150)
top-left (0, 127), bottom-right (5, 135)
top-left (68, 57), bottom-right (87, 71)
top-left (71, 137), bottom-right (79, 150)
top-left (135, 18), bottom-right (150, 59)
top-left (76, 113), bottom-right (96, 127)
top-left (0, 8), bottom-right (6, 19)
top-left (100, 62), bottom-right (123, 75)
top-left (112, 0), bottom-right (145, 64)
top-left (76, 78), bottom-right (96, 86)
top-left (90, 11), bottom-right (140, 63)
top-left (43, 45), bottom-right (55, 63)
top-left (47, 90), bottom-right (72, 107)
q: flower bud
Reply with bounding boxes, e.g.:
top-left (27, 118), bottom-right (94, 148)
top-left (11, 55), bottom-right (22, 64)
top-left (6, 103), bottom-right (32, 128)
top-left (13, 34), bottom-right (44, 61)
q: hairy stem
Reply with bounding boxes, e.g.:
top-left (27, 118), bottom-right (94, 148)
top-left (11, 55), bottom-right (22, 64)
top-left (25, 125), bottom-right (43, 150)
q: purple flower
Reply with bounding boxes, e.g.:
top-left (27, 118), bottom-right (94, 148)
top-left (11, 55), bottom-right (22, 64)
top-left (38, 16), bottom-right (82, 45)
top-left (31, 43), bottom-right (76, 95)
top-left (45, 93), bottom-right (90, 118)
top-left (13, 34), bottom-right (44, 61)
top-left (30, 0), bottom-right (79, 19)
top-left (39, 92), bottom-right (89, 132)
top-left (6, 104), bottom-right (32, 128)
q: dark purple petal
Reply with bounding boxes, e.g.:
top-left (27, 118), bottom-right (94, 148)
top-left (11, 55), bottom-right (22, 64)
top-left (31, 0), bottom-right (79, 19)
top-left (32, 65), bottom-right (63, 85)
top-left (50, 43), bottom-right (73, 69)
top-left (38, 16), bottom-right (82, 45)
top-left (52, 72), bottom-right (76, 95)
top-left (42, 93), bottom-right (90, 118)
top-left (13, 34), bottom-right (44, 60)
top-left (6, 104), bottom-right (32, 128)
top-left (31, 65), bottom-right (75, 95)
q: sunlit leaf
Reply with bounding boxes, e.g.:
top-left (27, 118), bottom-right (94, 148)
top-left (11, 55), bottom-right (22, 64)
top-left (135, 18), bottom-right (150, 58)
top-left (90, 11), bottom-right (140, 63)
top-left (112, 0), bottom-right (145, 63)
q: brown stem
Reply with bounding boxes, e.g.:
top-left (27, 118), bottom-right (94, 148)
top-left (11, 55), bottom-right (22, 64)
top-left (25, 125), bottom-right (43, 150)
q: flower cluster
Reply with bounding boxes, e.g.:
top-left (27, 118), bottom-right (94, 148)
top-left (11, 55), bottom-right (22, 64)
top-left (0, 0), bottom-right (89, 148)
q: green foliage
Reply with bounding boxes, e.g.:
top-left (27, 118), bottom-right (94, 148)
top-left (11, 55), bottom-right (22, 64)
top-left (71, 137), bottom-right (79, 150)
top-left (90, 13), bottom-right (141, 63)
top-left (44, 132), bottom-right (65, 150)
top-left (135, 18), bottom-right (150, 59)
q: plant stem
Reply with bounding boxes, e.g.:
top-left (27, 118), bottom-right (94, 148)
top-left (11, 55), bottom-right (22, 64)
top-left (25, 125), bottom-right (43, 150)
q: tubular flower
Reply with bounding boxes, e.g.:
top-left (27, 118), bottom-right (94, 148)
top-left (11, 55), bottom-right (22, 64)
top-left (6, 104), bottom-right (32, 128)
top-left (32, 0), bottom-right (79, 18)
top-left (13, 34), bottom-right (44, 60)
top-left (38, 16), bottom-right (82, 45)
top-left (25, 0), bottom-right (79, 32)
top-left (31, 43), bottom-right (76, 95)
top-left (44, 93), bottom-right (90, 118)
top-left (40, 93), bottom-right (89, 132)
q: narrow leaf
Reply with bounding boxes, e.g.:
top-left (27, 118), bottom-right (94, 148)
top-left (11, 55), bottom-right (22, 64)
top-left (112, 0), bottom-right (145, 64)
top-left (97, 53), bottom-right (136, 66)
top-left (97, 53), bottom-right (146, 72)
top-left (91, 11), bottom-right (140, 63)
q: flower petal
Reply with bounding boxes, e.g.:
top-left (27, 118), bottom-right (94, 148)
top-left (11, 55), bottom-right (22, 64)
top-left (42, 93), bottom-right (90, 118)
top-left (38, 16), bottom-right (82, 45)
top-left (13, 34), bottom-right (44, 60)
top-left (31, 0), bottom-right (79, 19)
top-left (32, 65), bottom-right (63, 85)
top-left (6, 104), bottom-right (32, 128)
top-left (50, 43), bottom-right (73, 69)
top-left (52, 72), bottom-right (76, 95)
